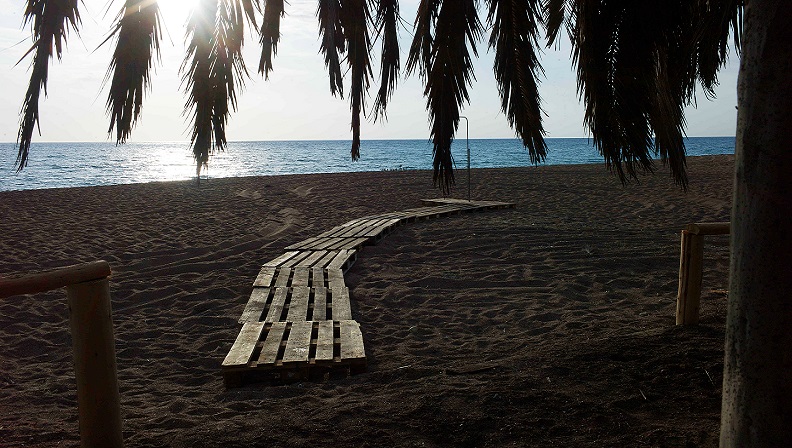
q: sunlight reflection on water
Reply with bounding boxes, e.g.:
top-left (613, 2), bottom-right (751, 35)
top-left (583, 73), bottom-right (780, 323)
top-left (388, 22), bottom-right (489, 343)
top-left (0, 137), bottom-right (734, 191)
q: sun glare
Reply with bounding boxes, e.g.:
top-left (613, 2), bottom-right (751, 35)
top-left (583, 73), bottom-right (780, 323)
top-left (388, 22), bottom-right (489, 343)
top-left (157, 0), bottom-right (200, 36)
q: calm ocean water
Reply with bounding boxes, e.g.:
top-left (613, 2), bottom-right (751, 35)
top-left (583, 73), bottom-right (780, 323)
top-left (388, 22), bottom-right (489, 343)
top-left (0, 137), bottom-right (734, 192)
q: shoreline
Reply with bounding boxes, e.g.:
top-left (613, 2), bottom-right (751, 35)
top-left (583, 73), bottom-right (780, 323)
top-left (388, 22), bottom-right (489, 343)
top-left (1, 155), bottom-right (733, 447)
top-left (1, 153), bottom-right (729, 194)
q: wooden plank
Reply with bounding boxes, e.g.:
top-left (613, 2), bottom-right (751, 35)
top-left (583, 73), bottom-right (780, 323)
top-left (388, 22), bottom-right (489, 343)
top-left (285, 236), bottom-right (322, 251)
top-left (686, 222), bottom-right (730, 235)
top-left (339, 320), bottom-right (366, 361)
top-left (252, 266), bottom-right (277, 288)
top-left (309, 237), bottom-right (341, 250)
top-left (257, 322), bottom-right (287, 365)
top-left (291, 267), bottom-right (310, 286)
top-left (222, 322), bottom-right (265, 367)
top-left (421, 198), bottom-right (515, 209)
top-left (331, 287), bottom-right (352, 321)
top-left (287, 286), bottom-right (311, 321)
top-left (313, 251), bottom-right (339, 269)
top-left (317, 225), bottom-right (348, 238)
top-left (238, 287), bottom-right (270, 323)
top-left (280, 251), bottom-right (314, 268)
top-left (334, 237), bottom-right (368, 250)
top-left (265, 287), bottom-right (288, 322)
top-left (311, 267), bottom-right (325, 288)
top-left (312, 287), bottom-right (328, 320)
top-left (676, 231), bottom-right (705, 325)
top-left (274, 268), bottom-right (292, 288)
top-left (327, 268), bottom-right (346, 290)
top-left (315, 321), bottom-right (335, 362)
top-left (263, 251), bottom-right (299, 267)
top-left (1, 261), bottom-right (112, 299)
top-left (282, 321), bottom-right (313, 364)
top-left (362, 219), bottom-right (401, 238)
top-left (296, 250), bottom-right (329, 267)
top-left (327, 250), bottom-right (356, 270)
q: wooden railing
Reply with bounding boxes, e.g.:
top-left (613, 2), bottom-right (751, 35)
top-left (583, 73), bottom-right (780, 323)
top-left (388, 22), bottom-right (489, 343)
top-left (676, 223), bottom-right (730, 325)
top-left (0, 261), bottom-right (123, 448)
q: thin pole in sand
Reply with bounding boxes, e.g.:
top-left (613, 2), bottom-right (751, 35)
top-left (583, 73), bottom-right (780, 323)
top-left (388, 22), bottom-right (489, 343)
top-left (460, 115), bottom-right (471, 201)
top-left (0, 261), bottom-right (123, 448)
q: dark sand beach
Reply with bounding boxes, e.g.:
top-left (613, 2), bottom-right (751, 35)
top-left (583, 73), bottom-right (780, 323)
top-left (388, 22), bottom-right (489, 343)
top-left (0, 155), bottom-right (733, 447)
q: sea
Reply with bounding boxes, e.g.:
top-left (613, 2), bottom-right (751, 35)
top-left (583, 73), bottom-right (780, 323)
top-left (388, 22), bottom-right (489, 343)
top-left (0, 137), bottom-right (735, 192)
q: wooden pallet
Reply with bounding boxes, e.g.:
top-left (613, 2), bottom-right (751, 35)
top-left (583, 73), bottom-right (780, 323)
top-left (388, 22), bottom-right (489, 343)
top-left (239, 285), bottom-right (352, 323)
top-left (286, 217), bottom-right (402, 250)
top-left (222, 320), bottom-right (366, 386)
top-left (223, 198), bottom-right (516, 387)
top-left (420, 198), bottom-right (516, 210)
top-left (262, 249), bottom-right (357, 271)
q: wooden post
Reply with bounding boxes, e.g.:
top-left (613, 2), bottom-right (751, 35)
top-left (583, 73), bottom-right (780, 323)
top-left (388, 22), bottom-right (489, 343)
top-left (0, 261), bottom-right (123, 447)
top-left (676, 230), bottom-right (705, 325)
top-left (67, 277), bottom-right (124, 448)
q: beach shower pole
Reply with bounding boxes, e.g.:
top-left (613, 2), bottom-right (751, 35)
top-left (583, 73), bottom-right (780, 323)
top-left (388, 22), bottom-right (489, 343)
top-left (460, 116), bottom-right (471, 201)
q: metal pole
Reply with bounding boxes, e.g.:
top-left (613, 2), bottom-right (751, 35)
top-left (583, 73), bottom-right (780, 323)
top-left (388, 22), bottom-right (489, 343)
top-left (460, 116), bottom-right (470, 201)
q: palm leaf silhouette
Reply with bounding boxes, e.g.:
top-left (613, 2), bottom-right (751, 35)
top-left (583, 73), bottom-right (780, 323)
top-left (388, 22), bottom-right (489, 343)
top-left (372, 0), bottom-right (401, 121)
top-left (486, 0), bottom-right (547, 164)
top-left (182, 0), bottom-right (253, 176)
top-left (15, 0), bottom-right (80, 171)
top-left (340, 0), bottom-right (372, 160)
top-left (317, 0), bottom-right (345, 97)
top-left (103, 0), bottom-right (162, 144)
top-left (408, 0), bottom-right (482, 193)
top-left (259, 0), bottom-right (284, 78)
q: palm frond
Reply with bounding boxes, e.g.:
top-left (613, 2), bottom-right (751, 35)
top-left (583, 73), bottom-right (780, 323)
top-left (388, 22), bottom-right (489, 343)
top-left (371, 0), bottom-right (401, 121)
top-left (182, 0), bottom-right (249, 175)
top-left (569, 0), bottom-right (743, 188)
top-left (486, 0), bottom-right (547, 163)
top-left (405, 0), bottom-right (440, 78)
top-left (317, 0), bottom-right (345, 96)
top-left (544, 0), bottom-right (568, 46)
top-left (571, 0), bottom-right (680, 186)
top-left (259, 0), bottom-right (284, 78)
top-left (690, 0), bottom-right (743, 98)
top-left (413, 0), bottom-right (482, 192)
top-left (340, 0), bottom-right (372, 160)
top-left (104, 0), bottom-right (162, 145)
top-left (15, 0), bottom-right (81, 171)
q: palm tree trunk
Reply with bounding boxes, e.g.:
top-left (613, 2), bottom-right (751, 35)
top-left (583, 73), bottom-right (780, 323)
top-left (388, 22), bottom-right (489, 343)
top-left (721, 0), bottom-right (792, 445)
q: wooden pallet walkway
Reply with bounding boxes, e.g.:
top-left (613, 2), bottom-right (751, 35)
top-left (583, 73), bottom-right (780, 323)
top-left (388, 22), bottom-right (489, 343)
top-left (222, 198), bottom-right (515, 387)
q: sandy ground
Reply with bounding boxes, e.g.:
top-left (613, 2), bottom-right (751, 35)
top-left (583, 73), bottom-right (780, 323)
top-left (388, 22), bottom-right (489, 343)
top-left (0, 155), bottom-right (733, 447)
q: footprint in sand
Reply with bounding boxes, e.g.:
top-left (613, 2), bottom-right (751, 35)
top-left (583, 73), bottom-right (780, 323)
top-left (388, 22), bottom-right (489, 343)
top-left (235, 189), bottom-right (262, 199)
top-left (291, 185), bottom-right (313, 198)
top-left (258, 207), bottom-right (302, 239)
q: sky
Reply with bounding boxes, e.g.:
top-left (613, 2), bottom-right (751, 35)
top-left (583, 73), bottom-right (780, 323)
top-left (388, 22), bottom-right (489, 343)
top-left (0, 0), bottom-right (740, 144)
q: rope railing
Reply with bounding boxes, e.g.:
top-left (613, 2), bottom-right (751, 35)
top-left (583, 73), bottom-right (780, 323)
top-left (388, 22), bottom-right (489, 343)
top-left (0, 261), bottom-right (123, 448)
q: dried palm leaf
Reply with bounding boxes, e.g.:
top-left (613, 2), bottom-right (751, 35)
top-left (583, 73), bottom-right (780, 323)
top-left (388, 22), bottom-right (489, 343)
top-left (372, 0), bottom-right (401, 121)
top-left (259, 0), bottom-right (284, 78)
top-left (182, 0), bottom-right (249, 176)
top-left (409, 0), bottom-right (482, 192)
top-left (340, 0), bottom-right (371, 160)
top-left (103, 0), bottom-right (162, 145)
top-left (15, 0), bottom-right (80, 171)
top-left (317, 0), bottom-right (345, 96)
top-left (486, 0), bottom-right (547, 163)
